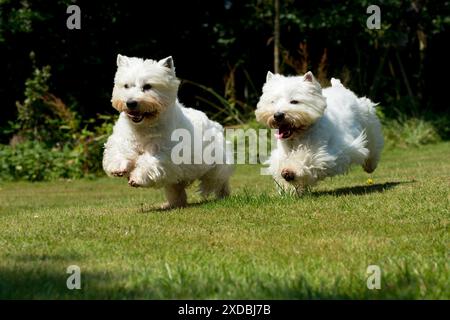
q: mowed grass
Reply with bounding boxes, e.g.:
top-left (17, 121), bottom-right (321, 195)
top-left (0, 142), bottom-right (449, 299)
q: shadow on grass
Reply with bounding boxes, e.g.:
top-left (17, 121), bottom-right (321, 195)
top-left (0, 267), bottom-right (121, 299)
top-left (139, 198), bottom-right (222, 213)
top-left (0, 250), bottom-right (438, 299)
top-left (0, 264), bottom-right (426, 299)
top-left (312, 181), bottom-right (415, 197)
top-left (14, 253), bottom-right (84, 263)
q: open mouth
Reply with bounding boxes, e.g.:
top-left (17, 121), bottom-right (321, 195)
top-left (274, 124), bottom-right (293, 139)
top-left (126, 111), bottom-right (157, 123)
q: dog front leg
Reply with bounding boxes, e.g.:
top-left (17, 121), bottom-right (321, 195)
top-left (128, 153), bottom-right (166, 188)
top-left (103, 137), bottom-right (136, 177)
top-left (279, 148), bottom-right (335, 190)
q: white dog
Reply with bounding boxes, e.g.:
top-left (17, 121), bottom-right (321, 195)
top-left (256, 71), bottom-right (384, 194)
top-left (103, 55), bottom-right (233, 208)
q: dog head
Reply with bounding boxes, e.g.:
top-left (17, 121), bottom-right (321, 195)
top-left (111, 55), bottom-right (180, 125)
top-left (255, 71), bottom-right (326, 140)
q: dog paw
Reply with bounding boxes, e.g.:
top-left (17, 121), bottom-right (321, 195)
top-left (128, 167), bottom-right (152, 188)
top-left (160, 201), bottom-right (186, 210)
top-left (111, 170), bottom-right (128, 177)
top-left (160, 202), bottom-right (174, 210)
top-left (281, 168), bottom-right (296, 182)
top-left (128, 175), bottom-right (149, 188)
top-left (107, 160), bottom-right (133, 178)
top-left (128, 178), bottom-right (141, 188)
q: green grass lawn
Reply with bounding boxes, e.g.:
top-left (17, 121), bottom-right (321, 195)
top-left (0, 142), bottom-right (449, 299)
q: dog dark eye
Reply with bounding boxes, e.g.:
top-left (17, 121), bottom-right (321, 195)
top-left (290, 100), bottom-right (299, 104)
top-left (143, 84), bottom-right (152, 91)
top-left (124, 84), bottom-right (129, 89)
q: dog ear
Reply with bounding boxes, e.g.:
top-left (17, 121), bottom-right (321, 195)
top-left (117, 54), bottom-right (129, 67)
top-left (158, 56), bottom-right (175, 71)
top-left (303, 71), bottom-right (315, 82)
top-left (266, 71), bottom-right (275, 82)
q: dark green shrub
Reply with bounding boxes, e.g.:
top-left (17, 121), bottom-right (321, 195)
top-left (0, 114), bottom-right (114, 182)
top-left (13, 60), bottom-right (80, 147)
top-left (0, 56), bottom-right (116, 181)
top-left (383, 117), bottom-right (441, 149)
top-left (0, 141), bottom-right (82, 181)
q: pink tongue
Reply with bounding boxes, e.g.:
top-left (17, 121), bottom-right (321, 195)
top-left (275, 132), bottom-right (283, 139)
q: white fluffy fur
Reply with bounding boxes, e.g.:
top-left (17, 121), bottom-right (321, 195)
top-left (103, 55), bottom-right (233, 208)
top-left (256, 72), bottom-right (384, 194)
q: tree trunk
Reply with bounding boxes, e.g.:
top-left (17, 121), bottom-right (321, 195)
top-left (274, 0), bottom-right (280, 73)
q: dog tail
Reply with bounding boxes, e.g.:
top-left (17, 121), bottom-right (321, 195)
top-left (357, 96), bottom-right (379, 114)
top-left (330, 78), bottom-right (344, 88)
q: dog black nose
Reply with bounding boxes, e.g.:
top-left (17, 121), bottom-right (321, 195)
top-left (274, 112), bottom-right (285, 122)
top-left (126, 100), bottom-right (138, 109)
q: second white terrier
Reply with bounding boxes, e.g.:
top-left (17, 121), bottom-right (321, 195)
top-left (256, 71), bottom-right (384, 194)
top-left (103, 55), bottom-right (233, 208)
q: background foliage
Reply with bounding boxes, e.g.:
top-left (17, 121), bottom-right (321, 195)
top-left (0, 0), bottom-right (449, 180)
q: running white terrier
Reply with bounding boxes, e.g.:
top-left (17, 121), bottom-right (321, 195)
top-left (103, 55), bottom-right (233, 208)
top-left (256, 71), bottom-right (384, 194)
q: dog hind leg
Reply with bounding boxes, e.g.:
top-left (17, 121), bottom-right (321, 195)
top-left (199, 164), bottom-right (233, 199)
top-left (358, 98), bottom-right (384, 173)
top-left (162, 183), bottom-right (187, 209)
